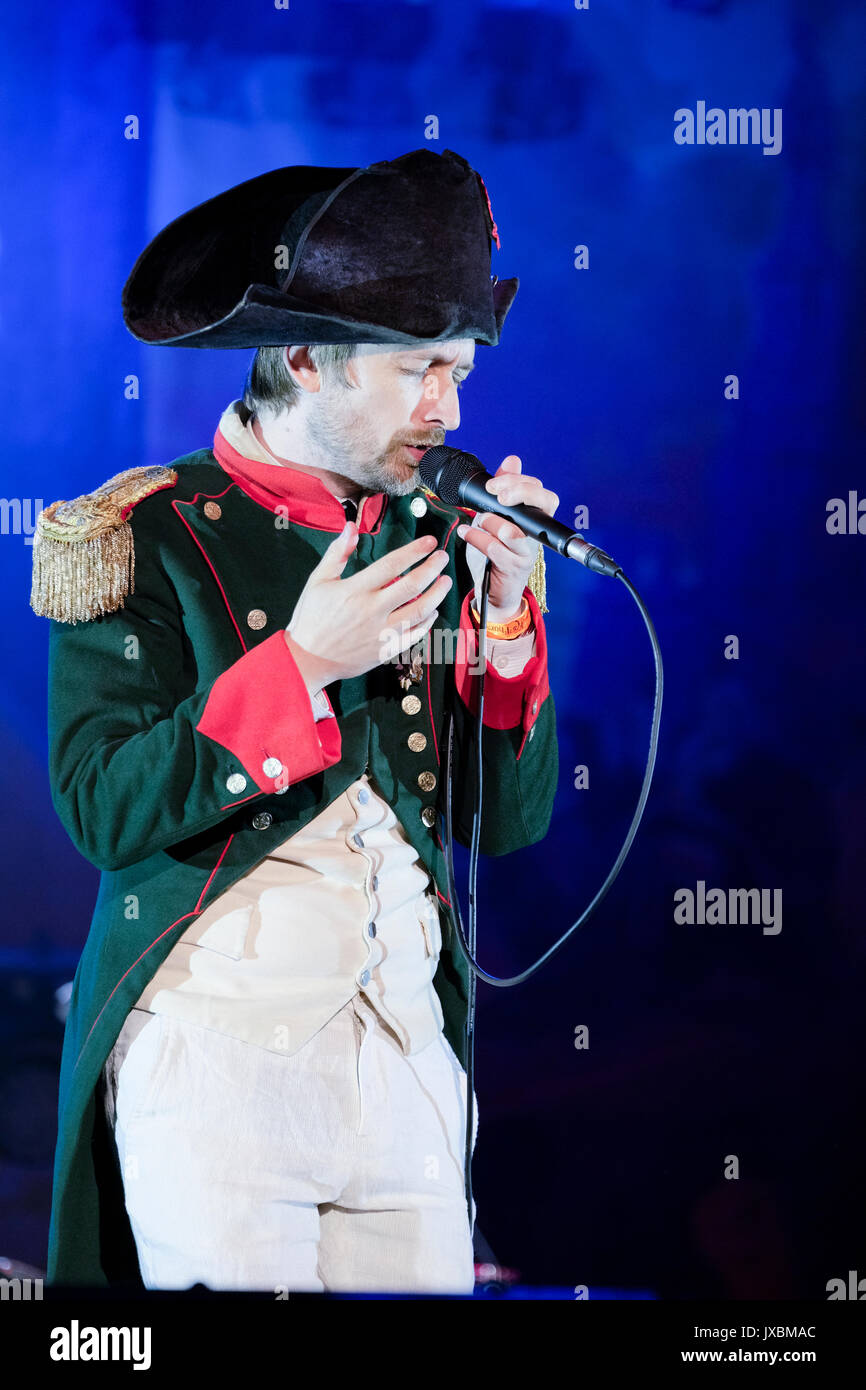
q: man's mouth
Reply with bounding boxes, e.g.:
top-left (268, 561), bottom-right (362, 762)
top-left (402, 444), bottom-right (438, 461)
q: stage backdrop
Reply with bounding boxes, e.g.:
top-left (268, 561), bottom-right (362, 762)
top-left (1, 0), bottom-right (864, 1297)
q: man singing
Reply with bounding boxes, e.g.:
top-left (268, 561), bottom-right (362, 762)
top-left (32, 148), bottom-right (559, 1293)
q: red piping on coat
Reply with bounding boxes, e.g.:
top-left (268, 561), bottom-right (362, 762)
top-left (73, 834), bottom-right (236, 1072)
top-left (171, 489), bottom-right (249, 654)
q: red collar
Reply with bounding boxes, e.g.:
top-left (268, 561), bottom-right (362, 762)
top-left (212, 422), bottom-right (388, 533)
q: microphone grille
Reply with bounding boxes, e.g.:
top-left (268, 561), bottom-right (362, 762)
top-left (418, 445), bottom-right (481, 504)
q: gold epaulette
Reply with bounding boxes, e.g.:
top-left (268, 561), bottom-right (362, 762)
top-left (419, 483), bottom-right (549, 615)
top-left (29, 465), bottom-right (178, 624)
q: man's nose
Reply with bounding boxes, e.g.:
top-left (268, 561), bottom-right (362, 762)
top-left (416, 375), bottom-right (461, 432)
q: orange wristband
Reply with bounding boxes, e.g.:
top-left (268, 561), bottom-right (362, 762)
top-left (469, 594), bottom-right (531, 640)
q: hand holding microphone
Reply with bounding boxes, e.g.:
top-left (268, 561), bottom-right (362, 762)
top-left (419, 445), bottom-right (621, 578)
top-left (452, 454), bottom-right (553, 618)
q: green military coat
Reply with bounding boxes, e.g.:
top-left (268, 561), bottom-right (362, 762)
top-left (35, 437), bottom-right (558, 1287)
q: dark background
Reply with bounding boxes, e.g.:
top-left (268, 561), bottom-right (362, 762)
top-left (1, 0), bottom-right (864, 1297)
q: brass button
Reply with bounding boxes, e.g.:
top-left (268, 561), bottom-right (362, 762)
top-left (204, 501), bottom-right (222, 520)
top-left (401, 694), bottom-right (422, 716)
top-left (410, 497), bottom-right (428, 517)
top-left (418, 771), bottom-right (437, 792)
top-left (407, 732), bottom-right (427, 753)
top-left (421, 806), bottom-right (436, 827)
top-left (247, 609), bottom-right (267, 630)
top-left (251, 811), bottom-right (273, 830)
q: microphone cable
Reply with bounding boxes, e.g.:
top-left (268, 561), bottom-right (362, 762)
top-left (443, 555), bottom-right (664, 1236)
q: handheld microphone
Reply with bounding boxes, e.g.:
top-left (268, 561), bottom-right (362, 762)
top-left (418, 445), bottom-right (621, 576)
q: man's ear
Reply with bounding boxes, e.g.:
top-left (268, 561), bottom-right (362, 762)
top-left (283, 345), bottom-right (321, 393)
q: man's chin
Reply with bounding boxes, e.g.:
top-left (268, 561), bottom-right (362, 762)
top-left (383, 474), bottom-right (421, 498)
top-left (357, 447), bottom-right (428, 498)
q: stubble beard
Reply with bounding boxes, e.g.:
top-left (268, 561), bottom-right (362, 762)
top-left (305, 381), bottom-right (438, 498)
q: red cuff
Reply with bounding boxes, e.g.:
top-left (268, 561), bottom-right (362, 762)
top-left (196, 630), bottom-right (342, 792)
top-left (455, 586), bottom-right (550, 734)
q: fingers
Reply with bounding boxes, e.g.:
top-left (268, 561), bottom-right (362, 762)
top-left (353, 533), bottom-right (440, 592)
top-left (317, 519), bottom-right (360, 574)
top-left (379, 605), bottom-right (441, 663)
top-left (336, 528), bottom-right (453, 626)
top-left (360, 534), bottom-right (456, 616)
top-left (457, 511), bottom-right (537, 559)
top-left (484, 473), bottom-right (560, 517)
top-left (378, 543), bottom-right (451, 658)
top-left (387, 561), bottom-right (453, 629)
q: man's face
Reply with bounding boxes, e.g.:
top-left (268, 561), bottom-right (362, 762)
top-left (304, 339), bottom-right (476, 497)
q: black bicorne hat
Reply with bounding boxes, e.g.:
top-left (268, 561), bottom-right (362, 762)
top-left (121, 147), bottom-right (518, 349)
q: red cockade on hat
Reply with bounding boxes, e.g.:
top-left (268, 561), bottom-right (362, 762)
top-left (476, 173), bottom-right (501, 250)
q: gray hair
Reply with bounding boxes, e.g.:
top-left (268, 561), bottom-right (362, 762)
top-left (241, 344), bottom-right (357, 420)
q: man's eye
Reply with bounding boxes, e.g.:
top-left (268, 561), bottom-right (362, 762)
top-left (400, 367), bottom-right (466, 389)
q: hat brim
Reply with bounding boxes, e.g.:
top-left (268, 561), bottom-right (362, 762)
top-left (123, 276), bottom-right (519, 349)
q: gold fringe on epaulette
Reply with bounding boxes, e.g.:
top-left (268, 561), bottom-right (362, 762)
top-left (528, 542), bottom-right (548, 614)
top-left (30, 520), bottom-right (134, 625)
top-left (29, 465), bottom-right (177, 624)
